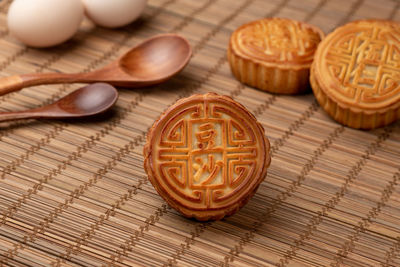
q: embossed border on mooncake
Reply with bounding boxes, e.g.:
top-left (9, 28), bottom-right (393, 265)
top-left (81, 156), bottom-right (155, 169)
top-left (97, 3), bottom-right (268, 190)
top-left (143, 93), bottom-right (271, 221)
top-left (311, 19), bottom-right (400, 129)
top-left (228, 18), bottom-right (324, 94)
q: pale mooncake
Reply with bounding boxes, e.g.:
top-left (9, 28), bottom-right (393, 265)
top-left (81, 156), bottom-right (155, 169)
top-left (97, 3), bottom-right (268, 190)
top-left (311, 19), bottom-right (400, 129)
top-left (228, 18), bottom-right (324, 94)
top-left (143, 93), bottom-right (271, 221)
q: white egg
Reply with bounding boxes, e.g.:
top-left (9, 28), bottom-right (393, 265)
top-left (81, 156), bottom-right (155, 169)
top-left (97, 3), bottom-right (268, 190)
top-left (7, 0), bottom-right (84, 48)
top-left (83, 0), bottom-right (147, 28)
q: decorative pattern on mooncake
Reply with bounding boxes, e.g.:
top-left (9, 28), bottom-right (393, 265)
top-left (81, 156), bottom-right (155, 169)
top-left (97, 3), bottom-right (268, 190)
top-left (311, 19), bottom-right (400, 129)
top-left (143, 93), bottom-right (271, 221)
top-left (228, 18), bottom-right (324, 94)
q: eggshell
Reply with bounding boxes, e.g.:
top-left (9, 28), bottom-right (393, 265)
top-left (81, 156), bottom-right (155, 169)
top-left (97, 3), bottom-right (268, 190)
top-left (83, 0), bottom-right (147, 28)
top-left (7, 0), bottom-right (84, 48)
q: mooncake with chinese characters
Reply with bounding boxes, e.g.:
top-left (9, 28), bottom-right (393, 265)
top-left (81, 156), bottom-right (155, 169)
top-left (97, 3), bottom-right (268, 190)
top-left (311, 20), bottom-right (400, 129)
top-left (228, 18), bottom-right (324, 94)
top-left (143, 93), bottom-right (271, 221)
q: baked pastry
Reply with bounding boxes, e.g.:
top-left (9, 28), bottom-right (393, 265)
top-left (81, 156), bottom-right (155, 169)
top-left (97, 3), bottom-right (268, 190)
top-left (143, 93), bottom-right (271, 221)
top-left (228, 18), bottom-right (324, 94)
top-left (311, 19), bottom-right (400, 129)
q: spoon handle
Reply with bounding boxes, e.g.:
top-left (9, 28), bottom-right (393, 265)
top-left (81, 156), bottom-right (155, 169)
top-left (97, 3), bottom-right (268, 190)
top-left (0, 72), bottom-right (94, 96)
top-left (0, 110), bottom-right (43, 122)
top-left (0, 75), bottom-right (26, 96)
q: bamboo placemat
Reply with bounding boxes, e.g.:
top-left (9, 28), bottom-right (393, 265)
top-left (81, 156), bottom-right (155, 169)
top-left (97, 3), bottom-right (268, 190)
top-left (0, 0), bottom-right (398, 266)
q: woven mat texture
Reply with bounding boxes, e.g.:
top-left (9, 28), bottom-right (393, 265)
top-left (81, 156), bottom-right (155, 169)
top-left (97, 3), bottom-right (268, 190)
top-left (0, 0), bottom-right (399, 266)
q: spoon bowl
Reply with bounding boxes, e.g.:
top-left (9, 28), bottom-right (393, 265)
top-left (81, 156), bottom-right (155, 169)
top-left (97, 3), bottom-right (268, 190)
top-left (0, 34), bottom-right (192, 95)
top-left (53, 83), bottom-right (118, 117)
top-left (0, 83), bottom-right (118, 122)
top-left (119, 34), bottom-right (192, 84)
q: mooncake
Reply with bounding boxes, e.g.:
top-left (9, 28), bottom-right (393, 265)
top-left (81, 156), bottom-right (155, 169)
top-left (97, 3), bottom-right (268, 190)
top-left (143, 93), bottom-right (271, 221)
top-left (228, 18), bottom-right (324, 94)
top-left (311, 20), bottom-right (400, 129)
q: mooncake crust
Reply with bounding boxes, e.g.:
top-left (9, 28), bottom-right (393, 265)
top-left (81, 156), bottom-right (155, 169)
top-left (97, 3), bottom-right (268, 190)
top-left (311, 19), bottom-right (400, 129)
top-left (228, 18), bottom-right (324, 94)
top-left (143, 93), bottom-right (271, 221)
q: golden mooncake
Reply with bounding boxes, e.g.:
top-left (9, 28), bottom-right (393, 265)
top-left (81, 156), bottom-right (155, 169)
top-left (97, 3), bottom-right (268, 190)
top-left (228, 18), bottom-right (324, 94)
top-left (143, 93), bottom-right (271, 221)
top-left (311, 20), bottom-right (400, 129)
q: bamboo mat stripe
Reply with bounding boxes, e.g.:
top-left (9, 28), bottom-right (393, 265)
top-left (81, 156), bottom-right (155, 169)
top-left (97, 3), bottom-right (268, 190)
top-left (0, 0), bottom-right (398, 266)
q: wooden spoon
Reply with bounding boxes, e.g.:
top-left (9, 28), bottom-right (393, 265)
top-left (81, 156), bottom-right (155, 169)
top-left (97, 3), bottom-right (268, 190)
top-left (0, 83), bottom-right (118, 122)
top-left (0, 34), bottom-right (192, 96)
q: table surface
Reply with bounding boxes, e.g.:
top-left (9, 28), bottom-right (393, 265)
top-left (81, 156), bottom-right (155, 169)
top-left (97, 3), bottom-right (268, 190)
top-left (0, 0), bottom-right (399, 266)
